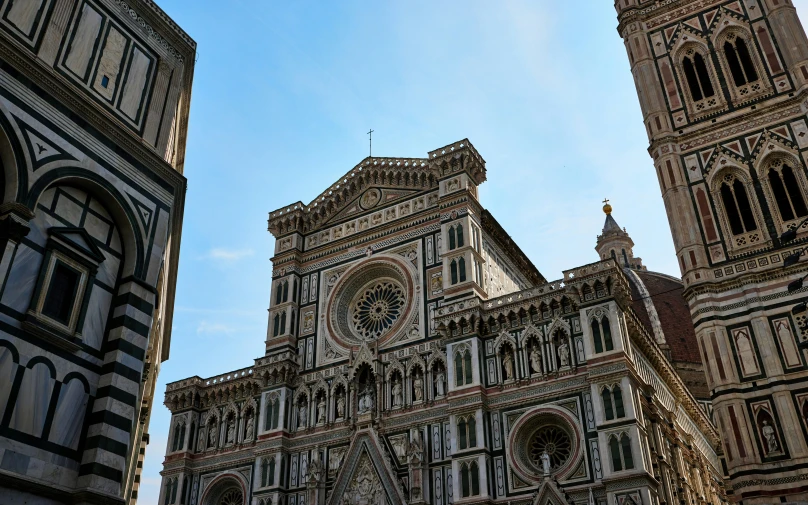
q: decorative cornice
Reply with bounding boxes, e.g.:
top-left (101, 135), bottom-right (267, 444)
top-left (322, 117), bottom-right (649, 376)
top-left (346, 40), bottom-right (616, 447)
top-left (114, 1), bottom-right (186, 63)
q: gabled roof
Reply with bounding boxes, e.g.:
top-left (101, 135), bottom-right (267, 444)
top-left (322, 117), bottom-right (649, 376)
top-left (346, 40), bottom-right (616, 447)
top-left (268, 139), bottom-right (486, 237)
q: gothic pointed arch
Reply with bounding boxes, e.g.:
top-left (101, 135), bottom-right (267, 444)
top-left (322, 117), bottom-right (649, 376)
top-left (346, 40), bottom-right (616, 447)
top-left (327, 429), bottom-right (408, 505)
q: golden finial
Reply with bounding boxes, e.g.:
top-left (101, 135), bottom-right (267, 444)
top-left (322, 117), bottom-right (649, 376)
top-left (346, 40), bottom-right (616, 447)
top-left (602, 198), bottom-right (612, 215)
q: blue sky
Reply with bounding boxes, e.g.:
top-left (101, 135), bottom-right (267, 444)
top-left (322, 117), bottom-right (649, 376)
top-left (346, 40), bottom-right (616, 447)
top-left (138, 1), bottom-right (808, 501)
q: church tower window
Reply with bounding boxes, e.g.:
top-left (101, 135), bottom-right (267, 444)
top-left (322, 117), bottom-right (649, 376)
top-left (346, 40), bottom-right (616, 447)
top-left (455, 348), bottom-right (473, 386)
top-left (457, 224), bottom-right (464, 248)
top-left (450, 260), bottom-right (458, 284)
top-left (449, 227), bottom-right (456, 250)
top-left (609, 433), bottom-right (635, 472)
top-left (273, 314), bottom-right (280, 337)
top-left (719, 176), bottom-right (757, 235)
top-left (724, 36), bottom-right (758, 87)
top-left (458, 257), bottom-right (467, 282)
top-left (460, 461), bottom-right (480, 497)
top-left (768, 163), bottom-right (808, 223)
top-left (682, 51), bottom-right (715, 102)
top-left (261, 458), bottom-right (269, 487)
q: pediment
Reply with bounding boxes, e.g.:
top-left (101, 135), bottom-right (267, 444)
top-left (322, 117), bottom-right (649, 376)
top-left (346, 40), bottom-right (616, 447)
top-left (531, 478), bottom-right (568, 505)
top-left (328, 429), bottom-right (407, 505)
top-left (323, 186), bottom-right (423, 226)
top-left (48, 227), bottom-right (106, 263)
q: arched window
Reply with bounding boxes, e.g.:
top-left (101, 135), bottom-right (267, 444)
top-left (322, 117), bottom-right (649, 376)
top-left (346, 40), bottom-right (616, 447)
top-left (449, 227), bottom-right (456, 250)
top-left (682, 50), bottom-right (715, 101)
top-left (273, 314), bottom-right (280, 337)
top-left (279, 311), bottom-right (286, 335)
top-left (621, 434), bottom-right (634, 469)
top-left (457, 224), bottom-right (464, 248)
top-left (455, 351), bottom-right (464, 387)
top-left (602, 388), bottom-right (615, 420)
top-left (181, 476), bottom-right (189, 504)
top-left (265, 398), bottom-right (279, 431)
top-left (458, 257), bottom-right (467, 282)
top-left (464, 350), bottom-right (473, 385)
top-left (470, 461), bottom-right (480, 496)
top-left (292, 279), bottom-right (298, 303)
top-left (609, 436), bottom-right (623, 472)
top-left (460, 463), bottom-right (470, 497)
top-left (269, 457), bottom-right (276, 486)
top-left (720, 176), bottom-right (757, 235)
top-left (450, 260), bottom-right (458, 285)
top-left (171, 478), bottom-right (179, 503)
top-left (602, 316), bottom-right (614, 351)
top-left (613, 385), bottom-right (626, 418)
top-left (290, 310), bottom-right (296, 336)
top-left (261, 458), bottom-right (269, 486)
top-left (282, 280), bottom-right (289, 302)
top-left (275, 282), bottom-right (283, 305)
top-left (723, 35), bottom-right (758, 86)
top-left (769, 163), bottom-right (808, 223)
top-left (457, 415), bottom-right (477, 449)
top-left (164, 478), bottom-right (173, 504)
top-left (592, 319), bottom-right (604, 353)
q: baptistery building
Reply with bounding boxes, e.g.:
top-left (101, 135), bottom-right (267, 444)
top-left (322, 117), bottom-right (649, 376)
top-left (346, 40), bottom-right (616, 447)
top-left (161, 140), bottom-right (726, 505)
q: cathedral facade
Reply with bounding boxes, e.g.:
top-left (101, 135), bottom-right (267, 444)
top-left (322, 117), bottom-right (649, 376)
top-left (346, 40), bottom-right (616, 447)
top-left (0, 1), bottom-right (195, 504)
top-left (617, 0), bottom-right (808, 502)
top-left (161, 141), bottom-right (725, 505)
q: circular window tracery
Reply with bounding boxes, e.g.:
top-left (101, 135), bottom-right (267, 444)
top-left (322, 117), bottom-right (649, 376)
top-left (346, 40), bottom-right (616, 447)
top-left (528, 425), bottom-right (572, 470)
top-left (219, 489), bottom-right (243, 505)
top-left (351, 280), bottom-right (405, 340)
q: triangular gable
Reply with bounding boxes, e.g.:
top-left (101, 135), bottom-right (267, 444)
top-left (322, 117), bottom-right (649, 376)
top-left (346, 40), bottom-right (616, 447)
top-left (532, 478), bottom-right (568, 505)
top-left (48, 227), bottom-right (106, 263)
top-left (745, 133), bottom-right (762, 152)
top-left (703, 9), bottom-right (719, 28)
top-left (324, 187), bottom-right (421, 226)
top-left (328, 429), bottom-right (408, 505)
top-left (699, 147), bottom-right (716, 165)
top-left (682, 17), bottom-right (702, 32)
top-left (722, 140), bottom-right (743, 157)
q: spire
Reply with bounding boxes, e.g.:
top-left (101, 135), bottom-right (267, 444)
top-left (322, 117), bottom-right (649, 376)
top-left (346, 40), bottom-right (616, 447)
top-left (595, 201), bottom-right (645, 270)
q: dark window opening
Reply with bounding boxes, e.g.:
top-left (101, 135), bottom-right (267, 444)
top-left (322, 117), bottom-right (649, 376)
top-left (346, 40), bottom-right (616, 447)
top-left (42, 262), bottom-right (81, 324)
top-left (101, 75), bottom-right (109, 88)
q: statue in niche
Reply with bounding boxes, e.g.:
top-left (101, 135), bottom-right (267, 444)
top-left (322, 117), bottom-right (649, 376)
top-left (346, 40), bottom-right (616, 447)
top-left (435, 369), bottom-right (446, 397)
top-left (329, 448), bottom-right (345, 476)
top-left (392, 378), bottom-right (403, 407)
top-left (358, 385), bottom-right (374, 414)
top-left (530, 346), bottom-right (542, 374)
top-left (244, 413), bottom-right (254, 441)
top-left (392, 437), bottom-right (408, 459)
top-left (761, 419), bottom-right (779, 454)
top-left (208, 422), bottom-right (217, 448)
top-left (558, 341), bottom-right (570, 367)
top-left (197, 426), bottom-right (206, 451)
top-left (308, 451), bottom-right (323, 484)
top-left (336, 391), bottom-right (346, 419)
top-left (502, 348), bottom-right (514, 380)
top-left (413, 372), bottom-right (424, 402)
top-left (226, 416), bottom-right (235, 444)
top-left (298, 402), bottom-right (308, 428)
top-left (317, 396), bottom-right (326, 424)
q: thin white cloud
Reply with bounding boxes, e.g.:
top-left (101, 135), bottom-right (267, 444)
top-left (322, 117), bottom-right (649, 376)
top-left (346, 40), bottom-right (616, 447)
top-left (204, 247), bottom-right (254, 261)
top-left (196, 320), bottom-right (237, 335)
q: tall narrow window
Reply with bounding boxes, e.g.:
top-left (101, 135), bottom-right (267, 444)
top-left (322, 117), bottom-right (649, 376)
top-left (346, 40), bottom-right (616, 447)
top-left (457, 224), bottom-right (464, 248)
top-left (455, 351), bottom-right (464, 387)
top-left (621, 434), bottom-right (634, 469)
top-left (282, 281), bottom-right (289, 302)
top-left (601, 317), bottom-right (614, 351)
top-left (42, 262), bottom-right (81, 324)
top-left (272, 399), bottom-right (280, 429)
top-left (269, 457), bottom-right (276, 485)
top-left (458, 257), bottom-right (467, 282)
top-left (592, 320), bottom-right (604, 353)
top-left (610, 436), bottom-right (623, 471)
top-left (458, 418), bottom-right (468, 449)
top-left (724, 36), bottom-right (758, 86)
top-left (602, 388), bottom-right (615, 420)
top-left (470, 461), bottom-right (480, 495)
top-left (683, 51), bottom-right (715, 101)
top-left (720, 176), bottom-right (757, 235)
top-left (279, 311), bottom-right (286, 335)
top-left (265, 400), bottom-right (275, 430)
top-left (261, 458), bottom-right (269, 487)
top-left (769, 164), bottom-right (808, 223)
top-left (449, 227), bottom-right (456, 250)
top-left (468, 416), bottom-right (477, 447)
top-left (464, 350), bottom-right (473, 385)
top-left (450, 260), bottom-right (458, 285)
top-left (290, 311), bottom-right (296, 336)
top-left (275, 283), bottom-right (283, 305)
top-left (293, 279), bottom-right (298, 303)
top-left (613, 385), bottom-right (626, 418)
top-left (460, 464), bottom-right (470, 497)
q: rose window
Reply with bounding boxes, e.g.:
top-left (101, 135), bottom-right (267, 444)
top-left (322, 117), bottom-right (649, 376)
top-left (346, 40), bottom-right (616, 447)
top-left (528, 425), bottom-right (572, 470)
top-left (351, 281), bottom-right (405, 340)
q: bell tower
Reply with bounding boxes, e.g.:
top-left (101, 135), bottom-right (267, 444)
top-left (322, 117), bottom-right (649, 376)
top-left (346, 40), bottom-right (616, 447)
top-left (617, 0), bottom-right (808, 502)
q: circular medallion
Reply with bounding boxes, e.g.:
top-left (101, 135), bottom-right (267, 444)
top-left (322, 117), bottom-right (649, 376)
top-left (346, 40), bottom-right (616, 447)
top-left (326, 256), bottom-right (416, 348)
top-left (528, 425), bottom-right (572, 470)
top-left (350, 281), bottom-right (406, 340)
top-left (360, 188), bottom-right (381, 209)
top-left (507, 405), bottom-right (583, 482)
